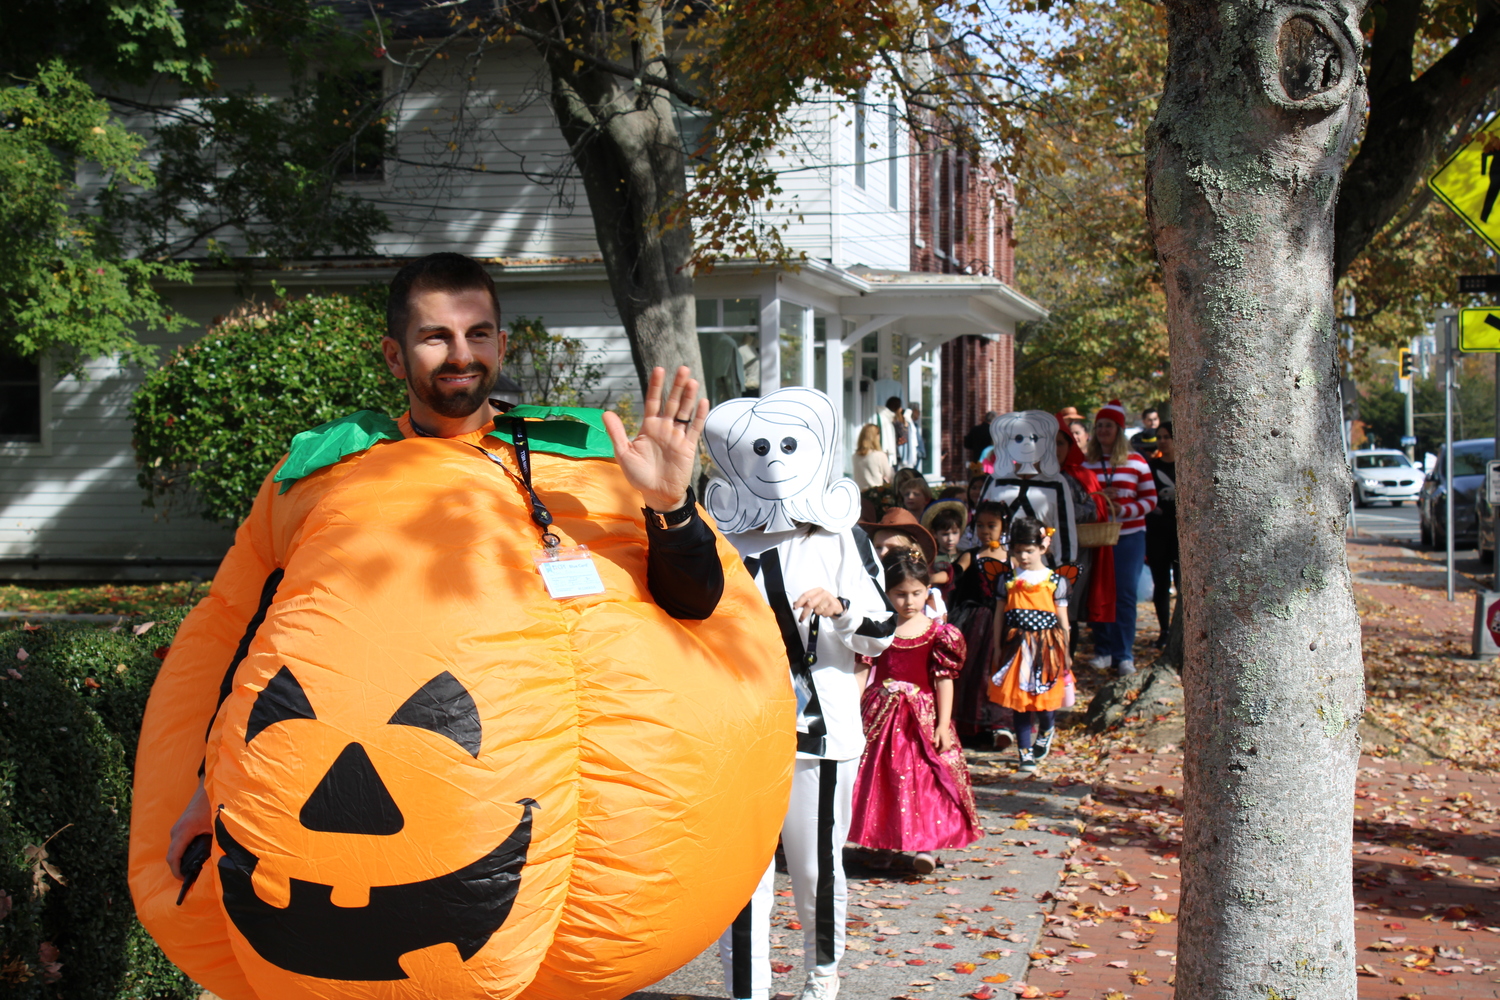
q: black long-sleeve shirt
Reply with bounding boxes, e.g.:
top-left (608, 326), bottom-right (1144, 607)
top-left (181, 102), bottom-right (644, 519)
top-left (644, 508), bottom-right (724, 619)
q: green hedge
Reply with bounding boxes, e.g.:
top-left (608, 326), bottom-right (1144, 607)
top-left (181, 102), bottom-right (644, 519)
top-left (131, 287), bottom-right (407, 525)
top-left (0, 616), bottom-right (195, 1000)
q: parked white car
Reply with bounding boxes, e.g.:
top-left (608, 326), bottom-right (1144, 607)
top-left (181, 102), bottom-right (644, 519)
top-left (1350, 448), bottom-right (1423, 506)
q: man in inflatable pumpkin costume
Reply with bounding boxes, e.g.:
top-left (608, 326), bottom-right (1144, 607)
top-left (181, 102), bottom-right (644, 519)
top-left (129, 253), bottom-right (794, 1000)
top-left (703, 388), bottom-right (896, 1000)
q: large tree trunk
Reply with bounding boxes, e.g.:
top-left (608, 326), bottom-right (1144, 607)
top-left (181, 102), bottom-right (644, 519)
top-left (525, 1), bottom-right (703, 394)
top-left (1145, 2), bottom-right (1367, 997)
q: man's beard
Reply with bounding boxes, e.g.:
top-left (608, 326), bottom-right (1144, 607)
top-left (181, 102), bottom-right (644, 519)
top-left (410, 360), bottom-right (500, 418)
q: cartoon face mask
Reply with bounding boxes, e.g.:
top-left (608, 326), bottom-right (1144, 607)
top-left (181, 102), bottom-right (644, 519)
top-left (731, 423), bottom-right (824, 502)
top-left (703, 387), bottom-right (860, 534)
top-left (991, 411), bottom-right (1062, 477)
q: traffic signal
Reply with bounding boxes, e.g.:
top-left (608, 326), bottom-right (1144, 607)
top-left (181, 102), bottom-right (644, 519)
top-left (1398, 347), bottom-right (1414, 379)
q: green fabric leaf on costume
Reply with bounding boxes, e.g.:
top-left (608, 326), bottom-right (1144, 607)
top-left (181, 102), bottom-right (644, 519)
top-left (274, 410), bottom-right (403, 492)
top-left (488, 405), bottom-right (616, 459)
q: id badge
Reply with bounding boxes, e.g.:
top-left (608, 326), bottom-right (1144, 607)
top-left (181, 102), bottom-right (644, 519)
top-left (534, 545), bottom-right (606, 600)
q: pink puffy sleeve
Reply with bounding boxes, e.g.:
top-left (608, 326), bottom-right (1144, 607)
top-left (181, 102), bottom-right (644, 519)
top-left (929, 624), bottom-right (967, 680)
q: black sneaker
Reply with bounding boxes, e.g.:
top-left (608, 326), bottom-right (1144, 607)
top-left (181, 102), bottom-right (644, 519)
top-left (1032, 728), bottom-right (1055, 760)
top-left (1017, 748), bottom-right (1038, 774)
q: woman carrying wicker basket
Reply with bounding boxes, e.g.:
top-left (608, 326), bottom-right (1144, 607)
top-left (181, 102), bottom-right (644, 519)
top-left (1081, 401), bottom-right (1158, 676)
top-left (1055, 415), bottom-right (1110, 657)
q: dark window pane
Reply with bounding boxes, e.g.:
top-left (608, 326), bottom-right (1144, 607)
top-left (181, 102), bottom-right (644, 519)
top-left (0, 351), bottom-right (41, 441)
top-left (722, 298), bottom-right (759, 327)
top-left (317, 71), bottom-right (387, 182)
top-left (696, 299), bottom-right (718, 328)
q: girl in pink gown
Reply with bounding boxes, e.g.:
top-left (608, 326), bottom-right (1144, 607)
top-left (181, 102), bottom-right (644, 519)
top-left (849, 552), bottom-right (984, 873)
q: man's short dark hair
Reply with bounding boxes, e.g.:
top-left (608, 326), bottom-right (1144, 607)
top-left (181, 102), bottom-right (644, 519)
top-left (886, 396), bottom-right (903, 409)
top-left (1141, 407), bottom-right (1160, 418)
top-left (386, 253), bottom-right (501, 345)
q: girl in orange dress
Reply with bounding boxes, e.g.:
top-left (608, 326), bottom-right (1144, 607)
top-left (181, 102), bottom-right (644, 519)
top-left (988, 517), bottom-right (1072, 774)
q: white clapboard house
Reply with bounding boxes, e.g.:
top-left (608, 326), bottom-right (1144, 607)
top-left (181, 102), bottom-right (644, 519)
top-left (0, 31), bottom-right (1045, 579)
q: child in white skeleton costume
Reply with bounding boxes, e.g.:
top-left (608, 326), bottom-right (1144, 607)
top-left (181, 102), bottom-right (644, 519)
top-left (705, 388), bottom-right (896, 1000)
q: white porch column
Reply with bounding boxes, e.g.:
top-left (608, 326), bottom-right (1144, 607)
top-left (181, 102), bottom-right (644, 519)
top-left (760, 291), bottom-right (781, 392)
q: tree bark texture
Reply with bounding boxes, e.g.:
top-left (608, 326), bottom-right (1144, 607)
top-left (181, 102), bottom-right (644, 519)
top-left (523, 1), bottom-right (703, 395)
top-left (1145, 1), bottom-right (1367, 997)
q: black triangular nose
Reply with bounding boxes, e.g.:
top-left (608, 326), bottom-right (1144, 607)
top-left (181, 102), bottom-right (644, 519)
top-left (299, 743), bottom-right (405, 836)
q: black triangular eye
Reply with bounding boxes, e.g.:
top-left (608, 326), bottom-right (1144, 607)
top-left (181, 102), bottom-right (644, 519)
top-left (246, 666), bottom-right (317, 743)
top-left (388, 671), bottom-right (481, 757)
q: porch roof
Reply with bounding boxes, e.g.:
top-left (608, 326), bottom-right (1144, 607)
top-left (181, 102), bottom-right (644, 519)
top-left (835, 268), bottom-right (1048, 344)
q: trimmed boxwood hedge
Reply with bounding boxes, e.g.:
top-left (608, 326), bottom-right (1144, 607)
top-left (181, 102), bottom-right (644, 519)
top-left (0, 616), bottom-right (196, 1000)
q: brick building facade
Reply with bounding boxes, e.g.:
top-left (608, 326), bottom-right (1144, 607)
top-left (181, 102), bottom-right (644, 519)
top-left (910, 139), bottom-right (1021, 481)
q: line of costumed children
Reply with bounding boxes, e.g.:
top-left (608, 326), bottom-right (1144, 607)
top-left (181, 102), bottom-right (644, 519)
top-left (949, 410), bottom-right (1087, 770)
top-left (703, 395), bottom-right (1107, 998)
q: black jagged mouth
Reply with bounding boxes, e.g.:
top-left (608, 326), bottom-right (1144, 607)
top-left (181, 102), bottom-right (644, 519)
top-left (215, 799), bottom-right (535, 981)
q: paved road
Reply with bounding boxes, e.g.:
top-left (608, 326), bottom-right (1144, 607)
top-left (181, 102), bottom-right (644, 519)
top-left (1349, 501), bottom-right (1498, 587)
top-left (1349, 501), bottom-right (1420, 543)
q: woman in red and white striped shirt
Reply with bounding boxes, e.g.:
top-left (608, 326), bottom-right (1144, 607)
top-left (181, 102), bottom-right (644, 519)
top-left (1081, 400), bottom-right (1158, 675)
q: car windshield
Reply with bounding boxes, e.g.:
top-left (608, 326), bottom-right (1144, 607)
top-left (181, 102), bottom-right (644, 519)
top-left (1453, 447), bottom-right (1492, 477)
top-left (1355, 454), bottom-right (1411, 469)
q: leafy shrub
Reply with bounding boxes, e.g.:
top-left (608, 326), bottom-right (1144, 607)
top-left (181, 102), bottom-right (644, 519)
top-left (505, 316), bottom-right (605, 407)
top-left (0, 616), bottom-right (195, 1000)
top-left (130, 288), bottom-right (407, 524)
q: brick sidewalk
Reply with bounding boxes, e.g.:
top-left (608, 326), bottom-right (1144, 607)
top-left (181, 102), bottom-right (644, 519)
top-left (1012, 534), bottom-right (1500, 1000)
top-left (1016, 752), bottom-right (1500, 1000)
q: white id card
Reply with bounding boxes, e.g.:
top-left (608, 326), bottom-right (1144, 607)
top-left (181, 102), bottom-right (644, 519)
top-left (534, 546), bottom-right (606, 599)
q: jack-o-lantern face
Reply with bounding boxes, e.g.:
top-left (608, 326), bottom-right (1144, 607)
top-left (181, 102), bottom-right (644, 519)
top-left (215, 666), bottom-right (535, 982)
top-left (131, 433), bottom-right (795, 1000)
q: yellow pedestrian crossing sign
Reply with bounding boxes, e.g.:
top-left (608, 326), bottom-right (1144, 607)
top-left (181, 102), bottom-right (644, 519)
top-left (1430, 116), bottom-right (1500, 254)
top-left (1459, 308), bottom-right (1500, 351)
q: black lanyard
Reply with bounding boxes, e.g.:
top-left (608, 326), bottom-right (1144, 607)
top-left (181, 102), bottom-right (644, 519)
top-left (506, 418), bottom-right (561, 549)
top-left (410, 414), bottom-right (560, 549)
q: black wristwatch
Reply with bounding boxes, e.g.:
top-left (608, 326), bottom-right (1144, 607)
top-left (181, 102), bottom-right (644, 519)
top-left (645, 486), bottom-right (697, 528)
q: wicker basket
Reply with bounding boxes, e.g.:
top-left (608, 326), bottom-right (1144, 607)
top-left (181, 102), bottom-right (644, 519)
top-left (1076, 521), bottom-right (1122, 549)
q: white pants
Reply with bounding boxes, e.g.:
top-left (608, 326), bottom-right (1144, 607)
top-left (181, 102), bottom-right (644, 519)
top-left (718, 756), bottom-right (857, 1000)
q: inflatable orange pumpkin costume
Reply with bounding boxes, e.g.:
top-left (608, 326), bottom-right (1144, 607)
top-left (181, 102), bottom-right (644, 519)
top-left (129, 407), bottom-right (792, 1000)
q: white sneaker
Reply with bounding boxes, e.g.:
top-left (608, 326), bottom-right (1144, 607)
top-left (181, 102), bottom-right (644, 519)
top-left (1089, 653), bottom-right (1112, 671)
top-left (799, 971), bottom-right (840, 1000)
top-left (1117, 660), bottom-right (1136, 676)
